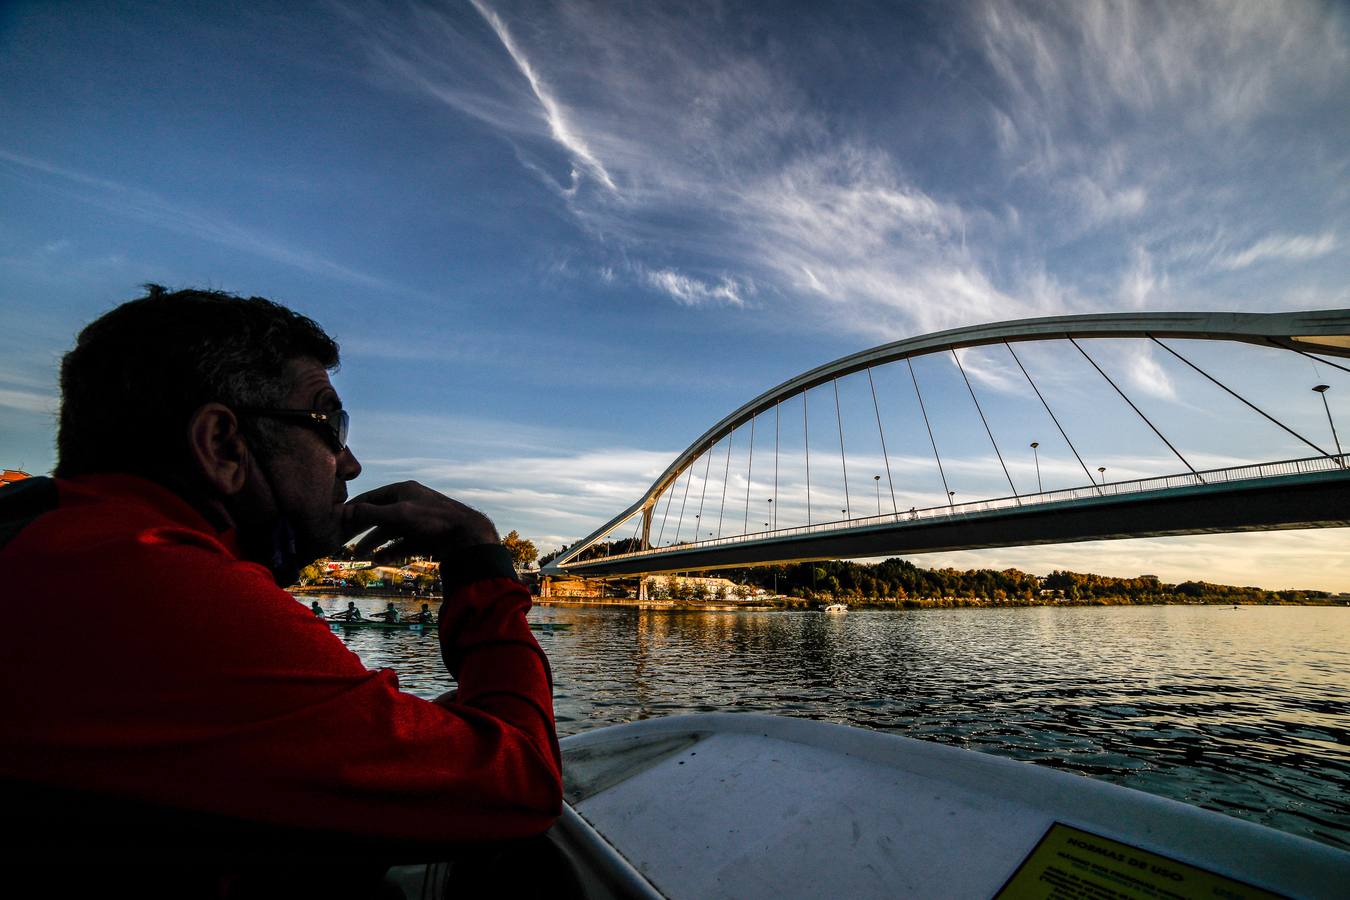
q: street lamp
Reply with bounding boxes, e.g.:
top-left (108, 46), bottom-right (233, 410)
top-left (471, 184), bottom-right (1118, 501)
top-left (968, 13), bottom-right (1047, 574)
top-left (767, 497), bottom-right (774, 530)
top-left (1313, 385), bottom-right (1343, 462)
top-left (947, 491), bottom-right (956, 507)
top-left (873, 474), bottom-right (881, 515)
top-left (1097, 466), bottom-right (1106, 486)
top-left (1030, 442), bottom-right (1041, 493)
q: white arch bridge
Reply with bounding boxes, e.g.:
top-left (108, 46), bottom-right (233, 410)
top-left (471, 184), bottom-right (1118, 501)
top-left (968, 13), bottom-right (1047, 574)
top-left (543, 310), bottom-right (1350, 578)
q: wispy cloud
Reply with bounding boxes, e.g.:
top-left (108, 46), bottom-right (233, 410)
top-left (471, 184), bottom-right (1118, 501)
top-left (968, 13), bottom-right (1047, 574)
top-left (346, 3), bottom-right (1045, 336)
top-left (974, 0), bottom-right (1348, 134)
top-left (468, 0), bottom-right (616, 194)
top-left (1118, 246), bottom-right (1160, 310)
top-left (348, 1), bottom-right (1347, 346)
top-left (0, 386), bottom-right (56, 414)
top-left (361, 445), bottom-right (672, 548)
top-left (1122, 344), bottom-right (1177, 402)
top-left (642, 267), bottom-right (746, 307)
top-left (1213, 232), bottom-right (1338, 271)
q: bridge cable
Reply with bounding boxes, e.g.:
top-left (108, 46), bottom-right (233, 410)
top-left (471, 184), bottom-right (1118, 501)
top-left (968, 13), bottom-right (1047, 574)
top-left (866, 368), bottom-right (899, 515)
top-left (606, 516), bottom-right (628, 557)
top-left (1276, 342), bottom-right (1350, 377)
top-left (834, 379), bottom-right (851, 517)
top-left (630, 509), bottom-right (642, 553)
top-left (1152, 336), bottom-right (1330, 457)
top-left (672, 463), bottom-right (694, 544)
top-left (773, 401), bottom-right (780, 530)
top-left (743, 416), bottom-right (756, 534)
top-left (717, 433), bottom-right (734, 539)
top-left (656, 475), bottom-right (676, 546)
top-left (1004, 341), bottom-right (1101, 494)
top-left (803, 390), bottom-right (813, 525)
top-left (951, 349), bottom-right (1019, 499)
top-left (694, 446), bottom-right (715, 541)
top-left (907, 357), bottom-right (953, 506)
top-left (1070, 337), bottom-right (1203, 482)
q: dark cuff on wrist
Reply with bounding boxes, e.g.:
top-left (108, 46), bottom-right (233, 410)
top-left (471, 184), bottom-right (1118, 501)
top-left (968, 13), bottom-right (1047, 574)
top-left (440, 544), bottom-right (519, 594)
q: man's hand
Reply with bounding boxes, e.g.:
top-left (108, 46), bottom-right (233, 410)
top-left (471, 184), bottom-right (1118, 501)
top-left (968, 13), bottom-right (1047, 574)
top-left (341, 481), bottom-right (499, 562)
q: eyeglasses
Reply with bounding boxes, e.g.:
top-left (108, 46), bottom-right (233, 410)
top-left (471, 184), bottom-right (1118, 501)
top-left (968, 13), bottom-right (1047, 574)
top-left (235, 407), bottom-right (349, 452)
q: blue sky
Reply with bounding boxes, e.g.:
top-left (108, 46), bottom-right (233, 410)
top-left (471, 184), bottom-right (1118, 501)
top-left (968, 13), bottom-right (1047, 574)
top-left (2, 1), bottom-right (1348, 590)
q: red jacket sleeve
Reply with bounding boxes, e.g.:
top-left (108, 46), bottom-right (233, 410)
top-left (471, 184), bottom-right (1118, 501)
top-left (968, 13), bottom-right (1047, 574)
top-left (1, 492), bottom-right (562, 844)
top-left (431, 544), bottom-right (564, 833)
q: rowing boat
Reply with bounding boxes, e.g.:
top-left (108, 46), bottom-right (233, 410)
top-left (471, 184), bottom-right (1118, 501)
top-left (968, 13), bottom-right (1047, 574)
top-left (326, 619), bottom-right (571, 633)
top-left (326, 619), bottom-right (430, 632)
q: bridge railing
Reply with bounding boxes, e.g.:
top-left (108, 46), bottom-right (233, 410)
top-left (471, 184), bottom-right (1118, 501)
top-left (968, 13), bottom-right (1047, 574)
top-left (566, 453), bottom-right (1348, 567)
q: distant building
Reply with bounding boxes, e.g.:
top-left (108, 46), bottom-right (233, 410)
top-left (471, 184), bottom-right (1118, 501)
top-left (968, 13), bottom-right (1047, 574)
top-left (324, 560), bottom-right (372, 571)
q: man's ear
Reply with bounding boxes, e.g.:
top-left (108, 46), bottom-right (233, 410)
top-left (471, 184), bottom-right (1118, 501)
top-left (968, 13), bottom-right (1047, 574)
top-left (187, 403), bottom-right (250, 497)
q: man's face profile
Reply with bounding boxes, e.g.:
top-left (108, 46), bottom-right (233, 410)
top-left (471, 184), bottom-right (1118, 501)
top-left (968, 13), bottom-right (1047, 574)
top-left (243, 357), bottom-right (362, 566)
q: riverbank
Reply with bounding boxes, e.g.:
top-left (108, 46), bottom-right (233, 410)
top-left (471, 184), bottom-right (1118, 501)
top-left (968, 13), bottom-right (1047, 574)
top-left (299, 584), bottom-right (1345, 610)
top-left (537, 594), bottom-right (1347, 611)
top-left (537, 597), bottom-right (778, 611)
top-left (291, 585), bottom-right (437, 599)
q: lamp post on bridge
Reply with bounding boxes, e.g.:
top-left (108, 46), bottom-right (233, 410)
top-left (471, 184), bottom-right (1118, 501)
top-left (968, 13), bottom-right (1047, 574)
top-left (1313, 385), bottom-right (1343, 464)
top-left (874, 474), bottom-right (881, 516)
top-left (1030, 442), bottom-right (1041, 493)
top-left (767, 497), bottom-right (774, 530)
top-left (1097, 466), bottom-right (1106, 487)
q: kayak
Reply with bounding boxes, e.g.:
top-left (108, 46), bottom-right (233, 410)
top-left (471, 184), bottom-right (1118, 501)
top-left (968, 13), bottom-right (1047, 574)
top-left (540, 713), bottom-right (1349, 899)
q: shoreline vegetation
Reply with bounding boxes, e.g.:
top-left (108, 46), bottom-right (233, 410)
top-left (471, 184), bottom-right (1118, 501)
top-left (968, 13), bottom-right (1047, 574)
top-left (298, 546), bottom-right (1346, 609)
top-left (534, 542), bottom-right (1344, 608)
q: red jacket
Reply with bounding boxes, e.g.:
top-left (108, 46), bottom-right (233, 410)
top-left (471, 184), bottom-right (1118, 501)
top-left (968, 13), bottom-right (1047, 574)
top-left (0, 474), bottom-right (561, 843)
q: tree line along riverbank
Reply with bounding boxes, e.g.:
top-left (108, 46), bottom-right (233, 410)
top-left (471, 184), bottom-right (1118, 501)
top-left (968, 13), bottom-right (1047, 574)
top-left (536, 541), bottom-right (1343, 607)
top-left (304, 543), bottom-right (1344, 609)
top-left (698, 558), bottom-right (1341, 607)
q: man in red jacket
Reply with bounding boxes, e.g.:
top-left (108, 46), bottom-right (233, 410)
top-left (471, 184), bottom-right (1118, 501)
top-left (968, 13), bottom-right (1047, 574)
top-left (0, 286), bottom-right (563, 893)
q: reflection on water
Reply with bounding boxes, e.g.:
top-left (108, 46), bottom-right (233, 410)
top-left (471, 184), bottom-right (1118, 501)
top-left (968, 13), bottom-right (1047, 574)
top-left (313, 597), bottom-right (1350, 849)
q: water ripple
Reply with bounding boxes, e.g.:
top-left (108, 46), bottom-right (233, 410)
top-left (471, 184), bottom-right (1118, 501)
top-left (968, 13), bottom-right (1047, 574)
top-left (317, 598), bottom-right (1350, 850)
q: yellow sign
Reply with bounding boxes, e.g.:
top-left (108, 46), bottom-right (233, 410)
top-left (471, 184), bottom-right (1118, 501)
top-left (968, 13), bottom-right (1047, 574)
top-left (995, 823), bottom-right (1285, 900)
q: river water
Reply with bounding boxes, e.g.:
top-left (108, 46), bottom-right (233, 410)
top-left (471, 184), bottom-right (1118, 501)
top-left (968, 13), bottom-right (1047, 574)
top-left (313, 598), bottom-right (1350, 850)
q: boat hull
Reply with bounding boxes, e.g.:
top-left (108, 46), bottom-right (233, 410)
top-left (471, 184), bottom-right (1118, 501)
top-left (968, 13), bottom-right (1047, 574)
top-left (555, 713), bottom-right (1349, 899)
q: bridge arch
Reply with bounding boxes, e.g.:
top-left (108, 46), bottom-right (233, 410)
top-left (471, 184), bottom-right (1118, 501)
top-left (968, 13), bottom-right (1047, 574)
top-left (546, 309), bottom-right (1350, 575)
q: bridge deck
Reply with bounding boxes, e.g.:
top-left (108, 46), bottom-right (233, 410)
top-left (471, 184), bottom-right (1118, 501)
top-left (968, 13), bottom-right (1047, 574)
top-left (557, 456), bottom-right (1350, 576)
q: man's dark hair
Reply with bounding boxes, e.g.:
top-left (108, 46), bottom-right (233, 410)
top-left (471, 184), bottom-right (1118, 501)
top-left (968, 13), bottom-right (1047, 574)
top-left (56, 285), bottom-right (339, 479)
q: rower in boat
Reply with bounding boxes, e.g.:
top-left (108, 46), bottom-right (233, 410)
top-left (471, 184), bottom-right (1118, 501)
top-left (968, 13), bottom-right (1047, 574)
top-left (374, 601), bottom-right (400, 623)
top-left (415, 602), bottom-right (435, 624)
top-left (309, 600), bottom-right (325, 618)
top-left (333, 600), bottom-right (363, 621)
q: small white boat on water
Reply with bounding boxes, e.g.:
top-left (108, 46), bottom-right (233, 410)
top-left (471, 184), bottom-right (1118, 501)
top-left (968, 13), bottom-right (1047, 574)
top-left (823, 602), bottom-right (848, 613)
top-left (532, 713), bottom-right (1348, 899)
